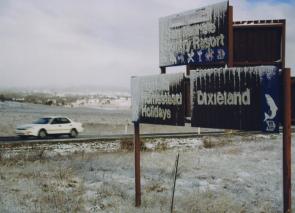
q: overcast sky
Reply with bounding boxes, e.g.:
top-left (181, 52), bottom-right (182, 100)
top-left (0, 0), bottom-right (294, 90)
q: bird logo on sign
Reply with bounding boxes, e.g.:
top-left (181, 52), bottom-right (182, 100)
top-left (264, 94), bottom-right (278, 121)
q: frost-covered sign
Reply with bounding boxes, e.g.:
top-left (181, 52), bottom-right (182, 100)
top-left (131, 73), bottom-right (185, 126)
top-left (190, 66), bottom-right (282, 132)
top-left (159, 1), bottom-right (228, 67)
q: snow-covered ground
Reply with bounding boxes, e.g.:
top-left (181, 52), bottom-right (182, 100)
top-left (70, 96), bottom-right (131, 110)
top-left (0, 101), bottom-right (200, 136)
top-left (0, 134), bottom-right (294, 212)
top-left (0, 101), bottom-right (131, 136)
top-left (0, 100), bottom-right (294, 212)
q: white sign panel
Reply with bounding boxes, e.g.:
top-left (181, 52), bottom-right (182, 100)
top-left (159, 1), bottom-right (228, 67)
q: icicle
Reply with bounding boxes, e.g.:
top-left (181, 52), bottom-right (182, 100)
top-left (258, 66), bottom-right (277, 81)
top-left (211, 1), bottom-right (227, 30)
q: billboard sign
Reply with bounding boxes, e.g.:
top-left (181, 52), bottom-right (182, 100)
top-left (131, 73), bottom-right (185, 126)
top-left (159, 1), bottom-right (228, 67)
top-left (190, 66), bottom-right (282, 132)
top-left (233, 21), bottom-right (284, 66)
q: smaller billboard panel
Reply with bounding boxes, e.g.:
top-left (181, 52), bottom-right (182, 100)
top-left (190, 66), bottom-right (282, 132)
top-left (131, 73), bottom-right (185, 126)
top-left (233, 22), bottom-right (283, 65)
top-left (159, 1), bottom-right (228, 67)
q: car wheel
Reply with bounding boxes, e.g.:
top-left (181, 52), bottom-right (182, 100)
top-left (69, 129), bottom-right (78, 138)
top-left (38, 129), bottom-right (47, 139)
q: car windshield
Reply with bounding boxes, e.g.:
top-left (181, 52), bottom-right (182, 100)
top-left (33, 118), bottom-right (51, 124)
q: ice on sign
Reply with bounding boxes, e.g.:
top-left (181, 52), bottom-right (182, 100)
top-left (159, 1), bottom-right (228, 67)
top-left (131, 73), bottom-right (185, 126)
top-left (190, 66), bottom-right (282, 132)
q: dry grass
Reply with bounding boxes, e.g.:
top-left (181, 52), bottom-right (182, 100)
top-left (119, 138), bottom-right (147, 151)
top-left (0, 147), bottom-right (87, 212)
top-left (223, 147), bottom-right (242, 155)
top-left (178, 190), bottom-right (248, 213)
top-left (179, 189), bottom-right (279, 213)
top-left (154, 141), bottom-right (168, 151)
top-left (240, 134), bottom-right (277, 142)
top-left (0, 147), bottom-right (48, 163)
top-left (202, 136), bottom-right (233, 149)
top-left (119, 138), bottom-right (134, 151)
top-left (38, 181), bottom-right (84, 212)
top-left (94, 183), bottom-right (129, 210)
top-left (145, 182), bottom-right (166, 193)
top-left (0, 136), bottom-right (286, 212)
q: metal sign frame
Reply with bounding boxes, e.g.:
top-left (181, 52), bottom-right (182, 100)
top-left (159, 1), bottom-right (230, 68)
top-left (131, 73), bottom-right (186, 126)
top-left (133, 5), bottom-right (291, 212)
top-left (190, 66), bottom-right (282, 133)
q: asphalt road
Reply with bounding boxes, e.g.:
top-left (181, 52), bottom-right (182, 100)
top-left (0, 127), bottom-right (288, 147)
top-left (0, 131), bottom-right (228, 145)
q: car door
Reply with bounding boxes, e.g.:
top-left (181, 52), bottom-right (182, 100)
top-left (48, 118), bottom-right (63, 134)
top-left (59, 117), bottom-right (72, 133)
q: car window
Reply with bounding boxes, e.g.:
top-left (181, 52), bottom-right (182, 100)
top-left (51, 118), bottom-right (61, 124)
top-left (51, 118), bottom-right (71, 124)
top-left (33, 118), bottom-right (51, 124)
top-left (60, 118), bottom-right (71, 124)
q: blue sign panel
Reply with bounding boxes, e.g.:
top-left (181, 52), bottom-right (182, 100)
top-left (260, 68), bottom-right (282, 132)
top-left (190, 66), bottom-right (282, 133)
top-left (159, 1), bottom-right (228, 67)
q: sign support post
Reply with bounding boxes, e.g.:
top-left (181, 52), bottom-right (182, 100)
top-left (283, 68), bottom-right (291, 213)
top-left (228, 5), bottom-right (233, 67)
top-left (134, 122), bottom-right (141, 207)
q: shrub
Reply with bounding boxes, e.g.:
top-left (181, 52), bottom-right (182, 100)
top-left (203, 137), bottom-right (232, 149)
top-left (154, 142), bottom-right (168, 151)
top-left (119, 138), bottom-right (146, 151)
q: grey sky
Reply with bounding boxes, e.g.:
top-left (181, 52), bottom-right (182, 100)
top-left (0, 0), bottom-right (294, 90)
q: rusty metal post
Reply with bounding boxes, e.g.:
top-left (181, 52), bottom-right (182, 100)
top-left (134, 122), bottom-right (141, 207)
top-left (186, 64), bottom-right (195, 76)
top-left (227, 5), bottom-right (234, 67)
top-left (283, 68), bottom-right (291, 213)
top-left (185, 65), bottom-right (191, 117)
top-left (282, 20), bottom-right (286, 69)
top-left (160, 67), bottom-right (166, 74)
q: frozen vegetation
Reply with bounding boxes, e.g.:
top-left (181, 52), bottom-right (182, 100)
top-left (0, 92), bottom-right (294, 212)
top-left (0, 90), bottom-right (131, 109)
top-left (0, 101), bottom-right (199, 136)
top-left (0, 134), bottom-right (294, 212)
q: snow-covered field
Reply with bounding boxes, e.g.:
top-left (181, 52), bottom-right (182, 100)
top-left (69, 96), bottom-right (131, 110)
top-left (0, 101), bottom-right (199, 136)
top-left (0, 100), bottom-right (294, 212)
top-left (0, 133), bottom-right (294, 212)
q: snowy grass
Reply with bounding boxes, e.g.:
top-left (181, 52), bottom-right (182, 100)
top-left (0, 101), bottom-right (201, 136)
top-left (0, 134), bottom-right (293, 212)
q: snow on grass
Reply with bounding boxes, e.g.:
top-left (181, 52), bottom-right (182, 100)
top-left (0, 133), bottom-right (293, 212)
top-left (70, 96), bottom-right (131, 110)
top-left (0, 101), bottom-right (203, 136)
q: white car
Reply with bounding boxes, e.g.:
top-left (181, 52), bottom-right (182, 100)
top-left (16, 116), bottom-right (84, 139)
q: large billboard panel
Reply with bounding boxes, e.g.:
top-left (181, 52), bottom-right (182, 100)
top-left (233, 22), bottom-right (283, 65)
top-left (190, 66), bottom-right (282, 132)
top-left (159, 1), bottom-right (228, 67)
top-left (131, 73), bottom-right (185, 126)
